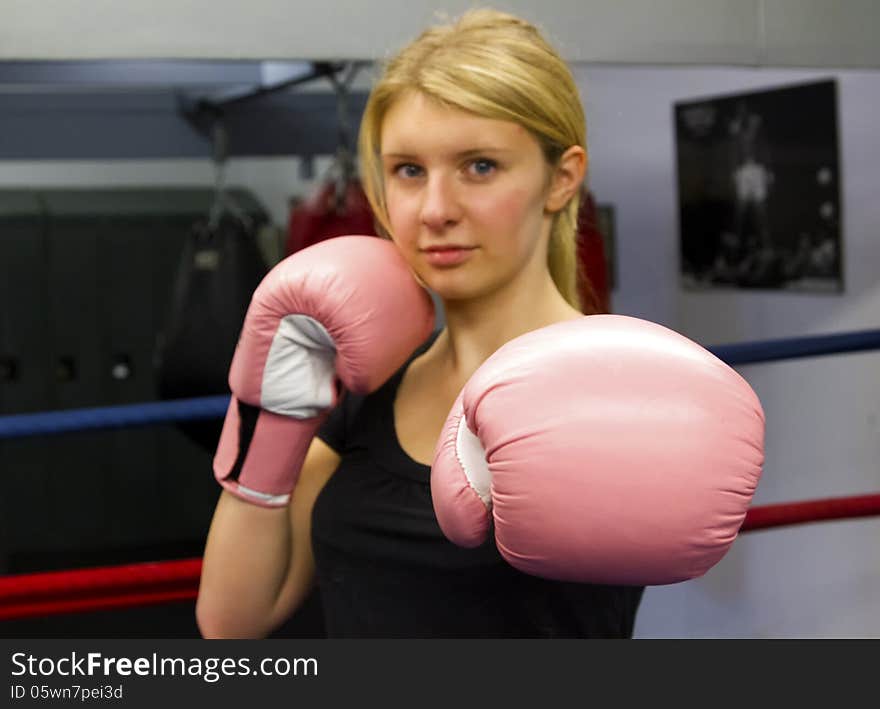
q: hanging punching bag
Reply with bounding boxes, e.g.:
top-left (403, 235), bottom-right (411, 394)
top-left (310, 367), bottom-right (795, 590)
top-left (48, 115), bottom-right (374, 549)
top-left (576, 187), bottom-right (611, 315)
top-left (285, 178), bottom-right (377, 256)
top-left (155, 212), bottom-right (268, 452)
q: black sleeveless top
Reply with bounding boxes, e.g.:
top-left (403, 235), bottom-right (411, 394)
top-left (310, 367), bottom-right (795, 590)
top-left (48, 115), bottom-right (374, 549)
top-left (312, 331), bottom-right (644, 638)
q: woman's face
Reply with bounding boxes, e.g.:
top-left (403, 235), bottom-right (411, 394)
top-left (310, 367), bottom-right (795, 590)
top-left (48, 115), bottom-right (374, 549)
top-left (379, 91), bottom-right (554, 302)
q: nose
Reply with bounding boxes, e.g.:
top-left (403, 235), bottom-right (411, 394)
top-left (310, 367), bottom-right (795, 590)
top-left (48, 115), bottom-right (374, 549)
top-left (420, 172), bottom-right (462, 232)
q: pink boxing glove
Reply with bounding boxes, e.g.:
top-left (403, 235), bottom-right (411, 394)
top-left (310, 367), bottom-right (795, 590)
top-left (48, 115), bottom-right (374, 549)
top-left (214, 236), bottom-right (434, 507)
top-left (431, 315), bottom-right (765, 585)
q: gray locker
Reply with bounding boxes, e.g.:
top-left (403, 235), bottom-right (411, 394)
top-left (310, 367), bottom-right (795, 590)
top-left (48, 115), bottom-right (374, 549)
top-left (0, 187), bottom-right (269, 573)
top-left (0, 191), bottom-right (50, 573)
top-left (42, 191), bottom-right (113, 557)
top-left (0, 191), bottom-right (50, 414)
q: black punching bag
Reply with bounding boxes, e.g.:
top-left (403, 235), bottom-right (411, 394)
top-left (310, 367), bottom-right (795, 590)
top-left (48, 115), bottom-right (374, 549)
top-left (155, 212), bottom-right (268, 452)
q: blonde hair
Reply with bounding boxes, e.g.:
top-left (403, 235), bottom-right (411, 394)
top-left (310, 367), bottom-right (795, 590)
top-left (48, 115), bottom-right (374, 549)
top-left (358, 8), bottom-right (587, 310)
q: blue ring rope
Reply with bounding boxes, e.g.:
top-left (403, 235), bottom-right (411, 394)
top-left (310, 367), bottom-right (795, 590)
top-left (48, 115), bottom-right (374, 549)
top-left (709, 328), bottom-right (880, 366)
top-left (1, 328), bottom-right (878, 440)
top-left (0, 395), bottom-right (230, 440)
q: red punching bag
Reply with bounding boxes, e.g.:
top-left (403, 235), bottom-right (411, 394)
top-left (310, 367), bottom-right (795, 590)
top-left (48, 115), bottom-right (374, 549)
top-left (576, 187), bottom-right (611, 314)
top-left (285, 178), bottom-right (377, 256)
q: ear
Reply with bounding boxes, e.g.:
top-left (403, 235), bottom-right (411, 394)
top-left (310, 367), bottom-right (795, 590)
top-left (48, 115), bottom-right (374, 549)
top-left (544, 146), bottom-right (588, 213)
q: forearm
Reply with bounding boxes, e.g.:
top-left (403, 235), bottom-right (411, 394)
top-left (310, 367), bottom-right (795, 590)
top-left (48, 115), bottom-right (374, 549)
top-left (196, 491), bottom-right (292, 638)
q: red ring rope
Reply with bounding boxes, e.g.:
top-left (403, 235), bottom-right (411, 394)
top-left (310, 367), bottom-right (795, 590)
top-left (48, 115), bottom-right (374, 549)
top-left (739, 492), bottom-right (880, 531)
top-left (1, 493), bottom-right (878, 622)
top-left (0, 558), bottom-right (202, 621)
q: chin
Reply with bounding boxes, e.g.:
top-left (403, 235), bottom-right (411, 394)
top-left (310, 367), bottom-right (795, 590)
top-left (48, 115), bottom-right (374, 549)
top-left (423, 277), bottom-right (497, 304)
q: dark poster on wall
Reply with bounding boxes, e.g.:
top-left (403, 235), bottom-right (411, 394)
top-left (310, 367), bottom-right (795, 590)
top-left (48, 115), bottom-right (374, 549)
top-left (675, 79), bottom-right (843, 293)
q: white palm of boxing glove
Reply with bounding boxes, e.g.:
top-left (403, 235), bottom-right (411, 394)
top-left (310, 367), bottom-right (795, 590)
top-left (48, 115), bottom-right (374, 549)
top-left (214, 236), bottom-right (435, 507)
top-left (431, 315), bottom-right (765, 585)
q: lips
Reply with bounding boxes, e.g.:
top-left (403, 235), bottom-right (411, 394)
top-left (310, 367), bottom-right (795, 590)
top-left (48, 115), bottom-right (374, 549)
top-left (421, 246), bottom-right (476, 252)
top-left (420, 246), bottom-right (477, 267)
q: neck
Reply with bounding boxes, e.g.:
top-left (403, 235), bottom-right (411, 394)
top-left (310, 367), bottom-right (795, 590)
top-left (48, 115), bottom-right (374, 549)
top-left (430, 270), bottom-right (583, 383)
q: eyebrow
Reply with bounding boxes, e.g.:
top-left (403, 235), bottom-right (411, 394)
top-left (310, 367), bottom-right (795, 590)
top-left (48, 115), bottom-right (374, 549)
top-left (381, 147), bottom-right (512, 160)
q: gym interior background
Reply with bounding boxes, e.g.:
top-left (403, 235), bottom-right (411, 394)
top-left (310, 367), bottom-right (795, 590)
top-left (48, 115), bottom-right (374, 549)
top-left (0, 0), bottom-right (878, 638)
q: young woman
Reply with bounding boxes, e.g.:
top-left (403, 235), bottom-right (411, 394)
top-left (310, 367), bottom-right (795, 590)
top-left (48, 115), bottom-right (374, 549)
top-left (197, 8), bottom-right (645, 638)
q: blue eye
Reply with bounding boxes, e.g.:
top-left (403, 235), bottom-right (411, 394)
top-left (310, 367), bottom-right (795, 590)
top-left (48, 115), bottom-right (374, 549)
top-left (470, 159), bottom-right (497, 176)
top-left (395, 163), bottom-right (423, 179)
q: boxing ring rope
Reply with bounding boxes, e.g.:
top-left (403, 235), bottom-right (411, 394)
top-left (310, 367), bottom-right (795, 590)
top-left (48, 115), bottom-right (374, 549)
top-left (0, 560), bottom-right (202, 622)
top-left (0, 395), bottom-right (230, 440)
top-left (1, 327), bottom-right (879, 622)
top-left (2, 329), bottom-right (879, 440)
top-left (740, 492), bottom-right (880, 532)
